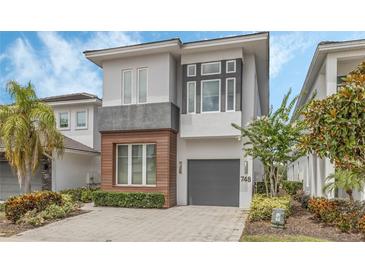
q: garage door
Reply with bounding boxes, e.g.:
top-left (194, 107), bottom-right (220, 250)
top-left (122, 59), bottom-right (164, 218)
top-left (188, 159), bottom-right (240, 207)
top-left (0, 161), bottom-right (42, 200)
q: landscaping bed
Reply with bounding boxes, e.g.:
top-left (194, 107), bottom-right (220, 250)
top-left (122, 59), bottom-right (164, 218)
top-left (243, 200), bottom-right (364, 242)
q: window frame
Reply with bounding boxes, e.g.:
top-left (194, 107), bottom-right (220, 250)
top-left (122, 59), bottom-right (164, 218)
top-left (201, 61), bottom-right (221, 76)
top-left (58, 111), bottom-right (70, 130)
top-left (122, 69), bottom-right (133, 105)
top-left (186, 81), bottom-right (196, 114)
top-left (137, 67), bottom-right (148, 104)
top-left (225, 77), bottom-right (236, 112)
top-left (75, 109), bottom-right (88, 130)
top-left (115, 143), bottom-right (156, 187)
top-left (226, 60), bottom-right (236, 73)
top-left (187, 64), bottom-right (196, 77)
top-left (200, 79), bottom-right (221, 113)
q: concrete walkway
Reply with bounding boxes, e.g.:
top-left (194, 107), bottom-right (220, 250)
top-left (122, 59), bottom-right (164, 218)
top-left (4, 204), bottom-right (247, 242)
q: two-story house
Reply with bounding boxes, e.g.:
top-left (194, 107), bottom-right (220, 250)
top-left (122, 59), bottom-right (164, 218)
top-left (0, 93), bottom-right (101, 200)
top-left (287, 38), bottom-right (365, 200)
top-left (84, 32), bottom-right (269, 209)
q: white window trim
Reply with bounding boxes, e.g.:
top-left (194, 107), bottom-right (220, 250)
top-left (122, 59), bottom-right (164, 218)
top-left (186, 81), bottom-right (196, 114)
top-left (75, 109), bottom-right (88, 130)
top-left (187, 64), bottom-right (196, 77)
top-left (115, 143), bottom-right (156, 187)
top-left (201, 61), bottom-right (221, 76)
top-left (58, 111), bottom-right (70, 130)
top-left (201, 79), bottom-right (221, 113)
top-left (122, 69), bottom-right (133, 105)
top-left (226, 60), bottom-right (236, 73)
top-left (225, 77), bottom-right (236, 112)
top-left (137, 67), bottom-right (148, 104)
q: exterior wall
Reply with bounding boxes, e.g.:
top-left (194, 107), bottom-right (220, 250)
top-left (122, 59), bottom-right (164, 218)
top-left (52, 103), bottom-right (100, 150)
top-left (52, 151), bottom-right (100, 191)
top-left (100, 130), bottom-right (177, 208)
top-left (102, 53), bottom-right (175, 107)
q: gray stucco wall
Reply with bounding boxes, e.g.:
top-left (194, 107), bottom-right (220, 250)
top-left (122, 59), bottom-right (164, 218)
top-left (97, 102), bottom-right (179, 132)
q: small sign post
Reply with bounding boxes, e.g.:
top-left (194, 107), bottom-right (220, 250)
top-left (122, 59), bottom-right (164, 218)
top-left (271, 208), bottom-right (285, 229)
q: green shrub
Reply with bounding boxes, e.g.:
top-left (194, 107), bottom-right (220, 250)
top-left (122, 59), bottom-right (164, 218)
top-left (249, 195), bottom-right (292, 222)
top-left (5, 191), bottom-right (63, 223)
top-left (281, 180), bottom-right (303, 196)
top-left (254, 182), bottom-right (271, 195)
top-left (92, 191), bottom-right (165, 208)
top-left (60, 187), bottom-right (99, 202)
top-left (61, 194), bottom-right (79, 214)
top-left (0, 203), bottom-right (5, 212)
top-left (80, 189), bottom-right (93, 203)
top-left (17, 209), bottom-right (45, 227)
top-left (39, 204), bottom-right (66, 220)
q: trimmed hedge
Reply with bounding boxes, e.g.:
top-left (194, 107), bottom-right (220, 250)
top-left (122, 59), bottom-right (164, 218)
top-left (281, 180), bottom-right (303, 196)
top-left (249, 194), bottom-right (292, 222)
top-left (5, 191), bottom-right (63, 223)
top-left (60, 187), bottom-right (99, 203)
top-left (92, 191), bottom-right (165, 208)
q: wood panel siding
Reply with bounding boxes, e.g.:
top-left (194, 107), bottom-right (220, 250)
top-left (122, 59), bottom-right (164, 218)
top-left (100, 129), bottom-right (177, 208)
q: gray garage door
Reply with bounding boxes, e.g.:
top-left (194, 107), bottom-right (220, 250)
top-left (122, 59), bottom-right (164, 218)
top-left (188, 159), bottom-right (240, 207)
top-left (0, 160), bottom-right (42, 200)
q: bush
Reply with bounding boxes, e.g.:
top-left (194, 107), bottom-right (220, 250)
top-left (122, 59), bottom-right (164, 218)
top-left (281, 180), bottom-right (303, 196)
top-left (61, 194), bottom-right (79, 214)
top-left (92, 191), bottom-right (165, 208)
top-left (17, 209), bottom-right (45, 227)
top-left (358, 215), bottom-right (365, 235)
top-left (5, 191), bottom-right (63, 223)
top-left (249, 195), bottom-right (292, 222)
top-left (39, 204), bottom-right (66, 220)
top-left (60, 187), bottom-right (99, 203)
top-left (0, 203), bottom-right (5, 212)
top-left (301, 194), bottom-right (311, 209)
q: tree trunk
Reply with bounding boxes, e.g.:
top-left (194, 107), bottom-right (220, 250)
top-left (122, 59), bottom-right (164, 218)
top-left (269, 165), bottom-right (276, 197)
top-left (24, 160), bottom-right (32, 193)
top-left (346, 189), bottom-right (354, 202)
top-left (264, 166), bottom-right (269, 196)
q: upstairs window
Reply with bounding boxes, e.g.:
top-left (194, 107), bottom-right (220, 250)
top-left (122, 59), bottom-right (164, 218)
top-left (76, 110), bottom-right (87, 129)
top-left (226, 60), bottom-right (236, 73)
top-left (201, 79), bottom-right (220, 112)
top-left (122, 70), bottom-right (132, 104)
top-left (201, 62), bottom-right (221, 75)
top-left (59, 112), bottom-right (69, 129)
top-left (226, 78), bottom-right (236, 111)
top-left (137, 68), bottom-right (148, 103)
top-left (187, 64), bottom-right (196, 77)
top-left (187, 81), bottom-right (196, 114)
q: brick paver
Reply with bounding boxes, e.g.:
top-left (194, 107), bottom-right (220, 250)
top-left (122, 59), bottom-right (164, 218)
top-left (4, 204), bottom-right (247, 242)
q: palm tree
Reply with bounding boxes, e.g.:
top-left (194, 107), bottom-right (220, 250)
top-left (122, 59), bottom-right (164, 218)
top-left (323, 169), bottom-right (365, 201)
top-left (0, 81), bottom-right (64, 193)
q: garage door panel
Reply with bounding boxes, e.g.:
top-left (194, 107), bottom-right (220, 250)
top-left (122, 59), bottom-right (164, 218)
top-left (188, 159), bottom-right (240, 207)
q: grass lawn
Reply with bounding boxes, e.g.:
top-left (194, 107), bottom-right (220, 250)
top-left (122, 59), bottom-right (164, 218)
top-left (241, 234), bottom-right (329, 242)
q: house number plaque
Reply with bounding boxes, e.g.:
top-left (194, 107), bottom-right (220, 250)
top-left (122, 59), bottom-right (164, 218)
top-left (240, 176), bottom-right (251, 183)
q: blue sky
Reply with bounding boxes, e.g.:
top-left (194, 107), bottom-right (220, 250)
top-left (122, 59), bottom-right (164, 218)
top-left (0, 31), bottom-right (364, 109)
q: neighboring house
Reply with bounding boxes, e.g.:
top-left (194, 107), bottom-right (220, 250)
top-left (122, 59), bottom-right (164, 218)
top-left (84, 32), bottom-right (269, 209)
top-left (0, 93), bottom-right (101, 200)
top-left (287, 39), bottom-right (365, 200)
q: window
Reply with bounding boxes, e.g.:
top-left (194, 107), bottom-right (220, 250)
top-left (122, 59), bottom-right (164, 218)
top-left (201, 79), bottom-right (220, 112)
top-left (337, 75), bottom-right (346, 89)
top-left (226, 60), bottom-right (236, 73)
top-left (226, 78), bottom-right (236, 111)
top-left (122, 70), bottom-right (132, 104)
top-left (187, 81), bottom-right (196, 114)
top-left (187, 64), bottom-right (196, 77)
top-left (137, 68), bottom-right (148, 103)
top-left (59, 112), bottom-right (69, 129)
top-left (76, 110), bottom-right (87, 129)
top-left (116, 144), bottom-right (156, 186)
top-left (201, 62), bottom-right (221, 75)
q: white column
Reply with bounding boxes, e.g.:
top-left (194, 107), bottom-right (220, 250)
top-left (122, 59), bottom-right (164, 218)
top-left (309, 155), bottom-right (316, 197)
top-left (239, 152), bottom-right (253, 209)
top-left (316, 158), bottom-right (323, 196)
top-left (325, 158), bottom-right (335, 198)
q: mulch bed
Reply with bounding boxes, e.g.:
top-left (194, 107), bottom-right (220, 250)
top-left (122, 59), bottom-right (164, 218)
top-left (0, 208), bottom-right (89, 237)
top-left (244, 201), bottom-right (365, 242)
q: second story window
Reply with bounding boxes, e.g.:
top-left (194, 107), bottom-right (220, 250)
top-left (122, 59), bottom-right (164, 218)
top-left (187, 81), bottom-right (196, 114)
top-left (187, 64), bottom-right (196, 77)
top-left (59, 112), bottom-right (69, 130)
top-left (226, 78), bottom-right (236, 111)
top-left (122, 70), bottom-right (132, 104)
top-left (201, 79), bottom-right (220, 112)
top-left (76, 110), bottom-right (87, 129)
top-left (137, 68), bottom-right (148, 103)
top-left (201, 62), bottom-right (221, 76)
top-left (226, 60), bottom-right (236, 73)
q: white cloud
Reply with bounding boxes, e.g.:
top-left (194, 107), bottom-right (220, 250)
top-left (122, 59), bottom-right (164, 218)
top-left (270, 32), bottom-right (313, 78)
top-left (0, 32), bottom-right (141, 99)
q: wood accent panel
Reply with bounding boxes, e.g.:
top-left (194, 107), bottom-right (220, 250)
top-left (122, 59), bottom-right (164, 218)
top-left (100, 130), bottom-right (177, 208)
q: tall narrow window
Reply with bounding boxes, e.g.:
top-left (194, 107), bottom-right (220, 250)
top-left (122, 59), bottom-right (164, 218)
top-left (117, 145), bottom-right (128, 185)
top-left (187, 64), bottom-right (196, 77)
top-left (187, 81), bottom-right (196, 114)
top-left (76, 110), bottom-right (87, 129)
top-left (59, 112), bottom-right (69, 129)
top-left (138, 68), bottom-right (148, 103)
top-left (116, 144), bottom-right (156, 186)
top-left (226, 60), bottom-right (236, 73)
top-left (122, 70), bottom-right (132, 104)
top-left (226, 78), bottom-right (236, 111)
top-left (201, 79), bottom-right (220, 112)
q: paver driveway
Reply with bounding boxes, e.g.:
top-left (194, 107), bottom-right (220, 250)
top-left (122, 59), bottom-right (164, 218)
top-left (6, 204), bottom-right (247, 242)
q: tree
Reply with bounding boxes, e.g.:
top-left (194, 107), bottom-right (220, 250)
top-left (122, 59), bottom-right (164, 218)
top-left (299, 61), bottom-right (365, 175)
top-left (323, 169), bottom-right (365, 201)
top-left (232, 90), bottom-right (305, 196)
top-left (0, 81), bottom-right (64, 193)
